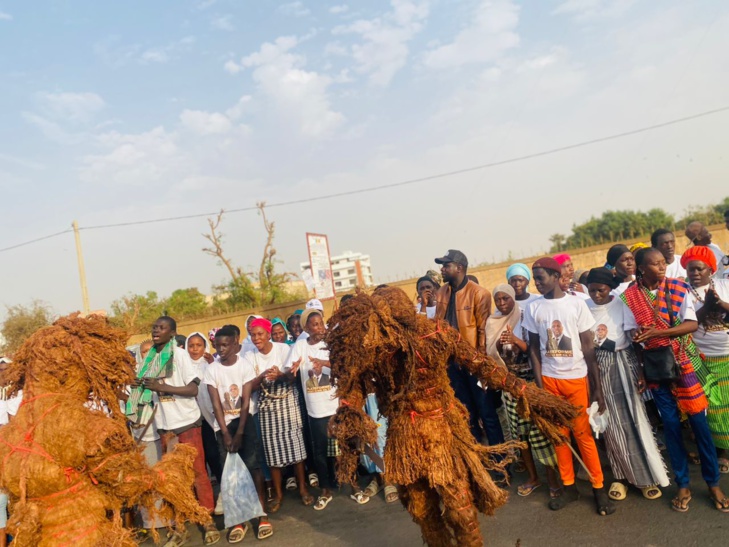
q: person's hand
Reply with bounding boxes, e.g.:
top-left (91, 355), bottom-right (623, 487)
top-left (203, 352), bottom-right (214, 364)
top-left (142, 378), bottom-right (164, 392)
top-left (290, 358), bottom-right (302, 375)
top-left (421, 289), bottom-right (433, 307)
top-left (636, 375), bottom-right (647, 394)
top-left (633, 326), bottom-right (659, 343)
top-left (310, 357), bottom-right (326, 375)
top-left (592, 388), bottom-right (606, 414)
top-left (706, 288), bottom-right (721, 308)
top-left (131, 377), bottom-right (144, 388)
top-left (230, 431), bottom-right (244, 453)
top-left (222, 430), bottom-right (234, 452)
top-left (570, 281), bottom-right (584, 293)
top-left (265, 366), bottom-right (282, 382)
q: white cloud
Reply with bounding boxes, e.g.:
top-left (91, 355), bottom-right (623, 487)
top-left (196, 0), bottom-right (217, 9)
top-left (35, 91), bottom-right (106, 123)
top-left (0, 11), bottom-right (12, 20)
top-left (96, 36), bottom-right (195, 66)
top-left (553, 0), bottom-right (636, 21)
top-left (329, 4), bottom-right (349, 14)
top-left (80, 127), bottom-right (180, 185)
top-left (223, 59), bottom-right (242, 74)
top-left (140, 49), bottom-right (169, 64)
top-left (211, 14), bottom-right (234, 31)
top-left (423, 0), bottom-right (520, 70)
top-left (225, 95), bottom-right (252, 120)
top-left (278, 2), bottom-right (310, 18)
top-left (332, 0), bottom-right (429, 86)
top-left (180, 110), bottom-right (233, 135)
top-left (238, 36), bottom-right (345, 137)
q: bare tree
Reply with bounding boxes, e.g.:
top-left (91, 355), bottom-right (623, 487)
top-left (202, 210), bottom-right (239, 281)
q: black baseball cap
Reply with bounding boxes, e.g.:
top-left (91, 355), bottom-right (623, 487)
top-left (434, 249), bottom-right (468, 268)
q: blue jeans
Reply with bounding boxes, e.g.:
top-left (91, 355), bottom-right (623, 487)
top-left (447, 361), bottom-right (504, 446)
top-left (651, 384), bottom-right (719, 488)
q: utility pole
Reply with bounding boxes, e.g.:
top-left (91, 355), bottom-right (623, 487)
top-left (72, 220), bottom-right (91, 314)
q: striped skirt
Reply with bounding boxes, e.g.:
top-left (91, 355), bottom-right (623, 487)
top-left (596, 347), bottom-right (669, 487)
top-left (703, 354), bottom-right (729, 449)
top-left (503, 392), bottom-right (557, 468)
top-left (258, 381), bottom-right (307, 467)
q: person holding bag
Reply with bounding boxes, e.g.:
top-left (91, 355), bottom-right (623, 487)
top-left (620, 247), bottom-right (727, 513)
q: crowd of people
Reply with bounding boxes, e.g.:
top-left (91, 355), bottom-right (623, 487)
top-left (2, 217), bottom-right (729, 546)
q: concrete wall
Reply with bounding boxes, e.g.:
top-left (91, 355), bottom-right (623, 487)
top-left (128, 223), bottom-right (728, 344)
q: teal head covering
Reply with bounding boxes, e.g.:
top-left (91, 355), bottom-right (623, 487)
top-left (271, 317), bottom-right (293, 345)
top-left (506, 263), bottom-right (531, 282)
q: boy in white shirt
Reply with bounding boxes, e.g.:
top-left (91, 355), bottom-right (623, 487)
top-left (525, 259), bottom-right (613, 517)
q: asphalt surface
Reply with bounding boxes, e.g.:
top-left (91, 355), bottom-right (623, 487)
top-left (143, 462), bottom-right (729, 547)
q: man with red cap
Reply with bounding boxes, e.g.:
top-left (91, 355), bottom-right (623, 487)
top-left (524, 258), bottom-right (613, 516)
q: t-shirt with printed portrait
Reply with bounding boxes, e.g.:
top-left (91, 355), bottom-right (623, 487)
top-left (203, 355), bottom-right (255, 432)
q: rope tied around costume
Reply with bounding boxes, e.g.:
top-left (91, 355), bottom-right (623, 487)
top-left (409, 402), bottom-right (454, 424)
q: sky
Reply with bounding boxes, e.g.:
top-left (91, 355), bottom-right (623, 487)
top-left (1, 0), bottom-right (729, 317)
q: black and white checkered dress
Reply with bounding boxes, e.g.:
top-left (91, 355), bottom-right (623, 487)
top-left (258, 380), bottom-right (307, 467)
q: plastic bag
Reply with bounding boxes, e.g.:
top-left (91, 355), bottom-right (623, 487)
top-left (586, 402), bottom-right (609, 439)
top-left (221, 453), bottom-right (266, 528)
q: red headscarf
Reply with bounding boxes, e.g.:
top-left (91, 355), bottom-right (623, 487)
top-left (250, 318), bottom-right (273, 333)
top-left (680, 246), bottom-right (717, 273)
top-left (553, 253), bottom-right (572, 265)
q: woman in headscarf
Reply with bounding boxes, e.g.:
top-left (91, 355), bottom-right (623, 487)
top-left (682, 246), bottom-right (729, 477)
top-left (585, 268), bottom-right (669, 502)
top-left (554, 253), bottom-right (587, 294)
top-left (606, 244), bottom-right (636, 296)
top-left (506, 263), bottom-right (540, 312)
top-left (271, 318), bottom-right (292, 345)
top-left (620, 247), bottom-right (727, 513)
top-left (485, 284), bottom-right (559, 498)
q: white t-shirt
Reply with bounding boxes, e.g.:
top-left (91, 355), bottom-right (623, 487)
top-left (287, 338), bottom-right (338, 418)
top-left (0, 386), bottom-right (22, 426)
top-left (587, 297), bottom-right (634, 352)
top-left (706, 243), bottom-right (728, 280)
top-left (524, 294), bottom-right (596, 379)
top-left (666, 255), bottom-right (687, 279)
top-left (515, 293), bottom-right (540, 314)
top-left (416, 303), bottom-right (437, 319)
top-left (646, 288), bottom-right (697, 323)
top-left (203, 355), bottom-right (256, 431)
top-left (691, 279), bottom-right (729, 356)
top-left (154, 347), bottom-right (202, 432)
top-left (612, 281), bottom-right (633, 297)
top-left (190, 357), bottom-right (216, 429)
top-left (241, 342), bottom-right (291, 415)
top-left (568, 291), bottom-right (591, 301)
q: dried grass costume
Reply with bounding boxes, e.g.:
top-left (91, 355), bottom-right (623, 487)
top-left (326, 288), bottom-right (577, 547)
top-left (0, 314), bottom-right (210, 547)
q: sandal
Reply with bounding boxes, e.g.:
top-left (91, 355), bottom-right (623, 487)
top-left (688, 452), bottom-right (701, 465)
top-left (548, 484), bottom-right (579, 511)
top-left (309, 473), bottom-right (319, 487)
top-left (384, 484), bottom-right (399, 503)
top-left (350, 491), bottom-right (370, 505)
top-left (267, 497), bottom-right (282, 513)
top-left (301, 493), bottom-right (315, 506)
top-left (517, 482), bottom-right (541, 497)
top-left (671, 494), bottom-right (691, 513)
top-left (641, 486), bottom-right (662, 500)
top-left (227, 524), bottom-right (248, 544)
top-left (363, 479), bottom-right (382, 498)
top-left (257, 520), bottom-right (273, 540)
top-left (513, 459), bottom-right (527, 474)
top-left (593, 487), bottom-right (616, 516)
top-left (608, 481), bottom-right (627, 501)
top-left (313, 494), bottom-right (333, 511)
top-left (286, 477), bottom-right (297, 490)
top-left (204, 523), bottom-right (221, 545)
top-left (163, 529), bottom-right (190, 547)
top-left (718, 458), bottom-right (729, 474)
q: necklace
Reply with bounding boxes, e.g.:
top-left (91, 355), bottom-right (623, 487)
top-left (689, 280), bottom-right (714, 304)
top-left (253, 349), bottom-right (289, 400)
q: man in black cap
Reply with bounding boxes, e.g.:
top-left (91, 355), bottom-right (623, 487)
top-left (434, 250), bottom-right (503, 446)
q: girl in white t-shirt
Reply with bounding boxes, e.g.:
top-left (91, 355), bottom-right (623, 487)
top-left (586, 268), bottom-right (668, 502)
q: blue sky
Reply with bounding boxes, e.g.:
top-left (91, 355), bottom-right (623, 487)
top-left (2, 0), bottom-right (729, 317)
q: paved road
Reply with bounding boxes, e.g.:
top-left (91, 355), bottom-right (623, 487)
top-left (145, 465), bottom-right (729, 547)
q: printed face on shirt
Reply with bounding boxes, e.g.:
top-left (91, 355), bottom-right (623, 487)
top-left (551, 320), bottom-right (564, 338)
top-left (229, 384), bottom-right (239, 399)
top-left (596, 324), bottom-right (608, 342)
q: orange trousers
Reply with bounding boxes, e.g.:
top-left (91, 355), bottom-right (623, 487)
top-left (542, 375), bottom-right (604, 489)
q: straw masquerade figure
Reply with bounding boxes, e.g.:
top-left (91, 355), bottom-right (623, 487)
top-left (326, 288), bottom-right (577, 547)
top-left (0, 314), bottom-right (210, 547)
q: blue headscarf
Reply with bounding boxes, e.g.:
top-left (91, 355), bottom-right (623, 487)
top-left (506, 263), bottom-right (531, 282)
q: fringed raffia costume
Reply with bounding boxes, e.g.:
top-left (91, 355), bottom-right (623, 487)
top-left (0, 314), bottom-right (210, 547)
top-left (327, 288), bottom-right (577, 547)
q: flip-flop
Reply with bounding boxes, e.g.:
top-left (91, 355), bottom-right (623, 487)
top-left (309, 473), bottom-right (319, 487)
top-left (350, 491), bottom-right (370, 505)
top-left (267, 498), bottom-right (282, 513)
top-left (313, 495), bottom-right (333, 511)
top-left (608, 481), bottom-right (627, 501)
top-left (363, 479), bottom-right (382, 498)
top-left (671, 494), bottom-right (691, 513)
top-left (513, 460), bottom-right (527, 474)
top-left (286, 477), bottom-right (298, 490)
top-left (227, 524), bottom-right (248, 544)
top-left (688, 452), bottom-right (701, 465)
top-left (204, 523), bottom-right (221, 545)
top-left (641, 486), bottom-right (662, 500)
top-left (163, 529), bottom-right (190, 547)
top-left (384, 484), bottom-right (399, 503)
top-left (718, 458), bottom-right (729, 474)
top-left (517, 482), bottom-right (542, 497)
top-left (257, 520), bottom-right (273, 540)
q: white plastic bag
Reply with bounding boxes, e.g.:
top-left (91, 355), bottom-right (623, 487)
top-left (586, 402), bottom-right (609, 439)
top-left (221, 453), bottom-right (266, 528)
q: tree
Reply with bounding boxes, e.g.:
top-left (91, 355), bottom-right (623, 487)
top-left (109, 291), bottom-right (163, 334)
top-left (164, 288), bottom-right (209, 321)
top-left (1, 300), bottom-right (54, 355)
top-left (548, 234), bottom-right (567, 253)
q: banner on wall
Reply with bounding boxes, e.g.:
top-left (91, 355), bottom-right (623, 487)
top-left (305, 233), bottom-right (336, 300)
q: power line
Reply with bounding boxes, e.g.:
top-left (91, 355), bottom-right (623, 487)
top-left (3, 104), bottom-right (729, 252)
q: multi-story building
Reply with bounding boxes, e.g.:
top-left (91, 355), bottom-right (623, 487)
top-left (300, 250), bottom-right (374, 293)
